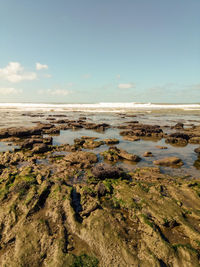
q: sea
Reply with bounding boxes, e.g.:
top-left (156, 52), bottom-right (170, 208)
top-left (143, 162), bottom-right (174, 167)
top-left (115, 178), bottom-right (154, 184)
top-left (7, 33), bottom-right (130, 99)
top-left (0, 102), bottom-right (200, 178)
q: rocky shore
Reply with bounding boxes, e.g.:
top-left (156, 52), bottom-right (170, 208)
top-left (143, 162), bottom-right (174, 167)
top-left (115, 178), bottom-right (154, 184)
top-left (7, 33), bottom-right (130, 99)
top-left (0, 115), bottom-right (200, 266)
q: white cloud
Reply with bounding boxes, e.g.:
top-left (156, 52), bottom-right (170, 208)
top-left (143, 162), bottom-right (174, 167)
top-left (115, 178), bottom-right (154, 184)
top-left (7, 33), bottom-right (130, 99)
top-left (0, 87), bottom-right (23, 95)
top-left (38, 89), bottom-right (70, 96)
top-left (0, 62), bottom-right (37, 83)
top-left (118, 83), bottom-right (135, 89)
top-left (36, 62), bottom-right (48, 70)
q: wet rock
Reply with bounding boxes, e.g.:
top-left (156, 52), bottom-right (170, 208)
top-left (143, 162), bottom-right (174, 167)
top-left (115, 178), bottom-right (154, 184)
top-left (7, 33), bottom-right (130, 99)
top-left (101, 147), bottom-right (141, 162)
top-left (1, 127), bottom-right (43, 138)
top-left (165, 137), bottom-right (188, 146)
top-left (84, 122), bottom-right (110, 131)
top-left (74, 138), bottom-right (85, 146)
top-left (118, 149), bottom-right (141, 162)
top-left (83, 140), bottom-right (104, 149)
top-left (156, 146), bottom-right (168, 149)
top-left (173, 123), bottom-right (184, 129)
top-left (103, 138), bottom-right (119, 145)
top-left (21, 138), bottom-right (43, 149)
top-left (81, 136), bottom-right (97, 140)
top-left (168, 132), bottom-right (189, 140)
top-left (21, 137), bottom-right (52, 149)
top-left (165, 132), bottom-right (189, 146)
top-left (119, 124), bottom-right (163, 138)
top-left (56, 119), bottom-right (69, 124)
top-left (194, 158), bottom-right (200, 169)
top-left (91, 163), bottom-right (124, 180)
top-left (143, 151), bottom-right (153, 157)
top-left (153, 157), bottom-right (183, 167)
top-left (43, 127), bottom-right (60, 135)
top-left (194, 147), bottom-right (200, 154)
top-left (32, 144), bottom-right (50, 154)
top-left (74, 138), bottom-right (103, 149)
top-left (189, 137), bottom-right (200, 144)
top-left (0, 129), bottom-right (9, 139)
top-left (123, 136), bottom-right (140, 141)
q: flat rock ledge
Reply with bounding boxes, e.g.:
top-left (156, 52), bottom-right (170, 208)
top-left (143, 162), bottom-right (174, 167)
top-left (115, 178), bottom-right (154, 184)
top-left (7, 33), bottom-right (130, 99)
top-left (153, 157), bottom-right (183, 167)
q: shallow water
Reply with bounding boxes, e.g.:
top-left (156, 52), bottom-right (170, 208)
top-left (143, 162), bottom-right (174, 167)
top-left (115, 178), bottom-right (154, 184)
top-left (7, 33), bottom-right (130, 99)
top-left (52, 127), bottom-right (200, 178)
top-left (0, 108), bottom-right (200, 178)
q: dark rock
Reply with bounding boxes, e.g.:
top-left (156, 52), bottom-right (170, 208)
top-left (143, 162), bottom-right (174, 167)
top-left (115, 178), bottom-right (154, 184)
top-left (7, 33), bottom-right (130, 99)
top-left (91, 163), bottom-right (124, 180)
top-left (97, 183), bottom-right (107, 197)
top-left (143, 151), bottom-right (153, 157)
top-left (0, 129), bottom-right (9, 139)
top-left (169, 132), bottom-right (189, 141)
top-left (194, 147), bottom-right (200, 154)
top-left (119, 123), bottom-right (163, 138)
top-left (173, 123), bottom-right (184, 129)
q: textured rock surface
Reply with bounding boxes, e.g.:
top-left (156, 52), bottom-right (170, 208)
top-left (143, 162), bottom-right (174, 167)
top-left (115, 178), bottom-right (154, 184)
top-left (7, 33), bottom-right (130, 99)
top-left (0, 162), bottom-right (200, 266)
top-left (154, 157), bottom-right (184, 167)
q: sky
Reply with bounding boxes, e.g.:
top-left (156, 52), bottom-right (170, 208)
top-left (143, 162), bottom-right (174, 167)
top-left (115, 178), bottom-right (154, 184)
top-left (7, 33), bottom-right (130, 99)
top-left (0, 0), bottom-right (199, 103)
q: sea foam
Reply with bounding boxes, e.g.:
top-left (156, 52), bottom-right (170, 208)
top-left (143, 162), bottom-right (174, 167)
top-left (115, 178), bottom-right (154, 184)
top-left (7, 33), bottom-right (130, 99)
top-left (0, 102), bottom-right (200, 112)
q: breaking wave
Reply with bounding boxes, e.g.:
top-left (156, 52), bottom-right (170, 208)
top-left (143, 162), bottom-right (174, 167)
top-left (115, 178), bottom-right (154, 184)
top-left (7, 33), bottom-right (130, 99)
top-left (0, 102), bottom-right (200, 112)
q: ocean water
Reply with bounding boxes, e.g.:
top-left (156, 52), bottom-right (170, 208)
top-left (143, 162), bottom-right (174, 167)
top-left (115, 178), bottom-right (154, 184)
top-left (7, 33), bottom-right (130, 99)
top-left (0, 102), bottom-right (200, 178)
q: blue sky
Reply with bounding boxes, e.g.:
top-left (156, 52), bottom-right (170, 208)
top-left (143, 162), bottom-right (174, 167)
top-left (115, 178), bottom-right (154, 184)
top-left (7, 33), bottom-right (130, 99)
top-left (0, 0), bottom-right (199, 103)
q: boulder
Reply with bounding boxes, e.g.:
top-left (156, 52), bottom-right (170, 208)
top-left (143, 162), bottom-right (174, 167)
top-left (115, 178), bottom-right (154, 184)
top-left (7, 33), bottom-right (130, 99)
top-left (118, 149), bottom-right (141, 162)
top-left (91, 163), bottom-right (124, 180)
top-left (154, 157), bottom-right (183, 167)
